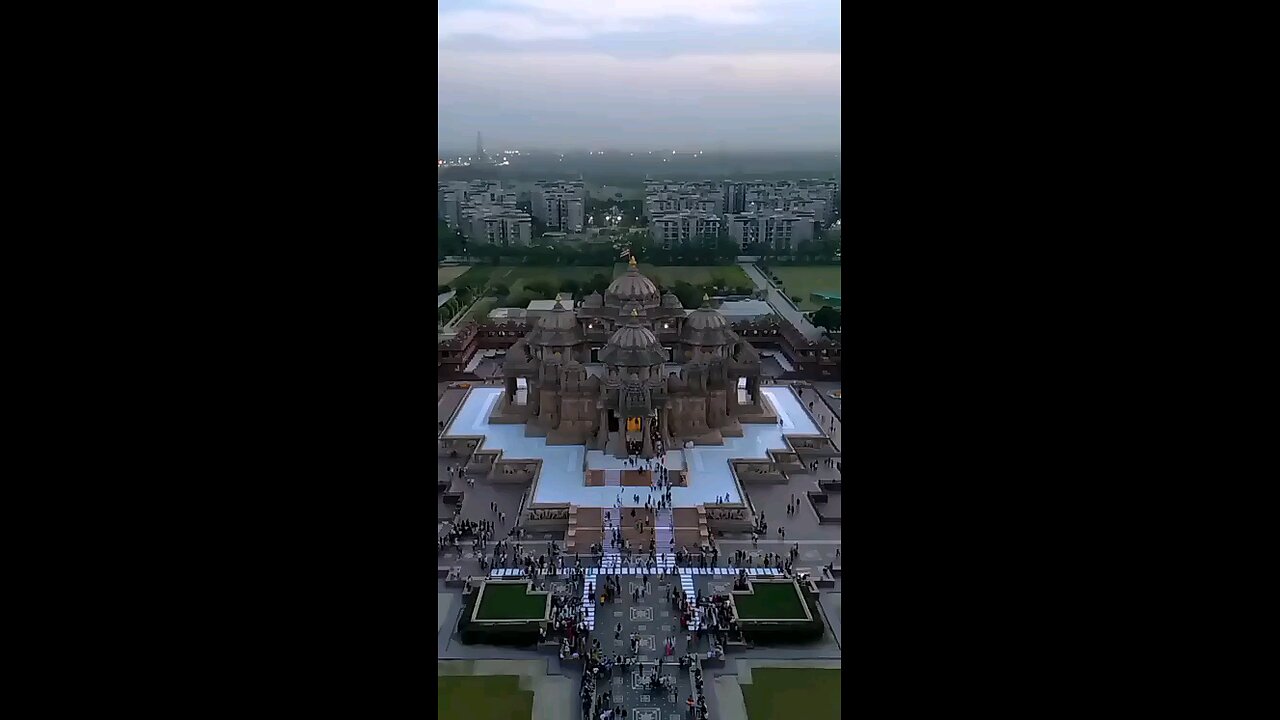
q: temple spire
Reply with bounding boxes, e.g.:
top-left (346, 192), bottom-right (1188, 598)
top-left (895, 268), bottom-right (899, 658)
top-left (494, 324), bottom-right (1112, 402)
top-left (629, 255), bottom-right (638, 269)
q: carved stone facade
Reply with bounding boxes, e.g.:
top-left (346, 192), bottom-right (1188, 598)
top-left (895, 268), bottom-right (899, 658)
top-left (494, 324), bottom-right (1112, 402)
top-left (490, 257), bottom-right (770, 457)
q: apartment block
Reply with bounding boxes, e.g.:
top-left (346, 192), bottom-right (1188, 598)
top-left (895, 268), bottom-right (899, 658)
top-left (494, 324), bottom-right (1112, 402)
top-left (531, 180), bottom-right (588, 231)
top-left (461, 208), bottom-right (533, 246)
top-left (726, 210), bottom-right (814, 250)
top-left (649, 211), bottom-right (722, 249)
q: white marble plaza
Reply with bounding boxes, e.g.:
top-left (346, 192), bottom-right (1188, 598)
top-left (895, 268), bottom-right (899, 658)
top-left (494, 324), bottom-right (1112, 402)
top-left (444, 385), bottom-right (819, 508)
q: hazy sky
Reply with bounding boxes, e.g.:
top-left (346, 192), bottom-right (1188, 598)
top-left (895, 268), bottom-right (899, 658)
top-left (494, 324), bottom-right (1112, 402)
top-left (438, 0), bottom-right (841, 153)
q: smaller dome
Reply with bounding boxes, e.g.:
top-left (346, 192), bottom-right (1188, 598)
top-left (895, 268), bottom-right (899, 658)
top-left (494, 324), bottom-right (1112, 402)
top-left (681, 298), bottom-right (734, 346)
top-left (601, 309), bottom-right (667, 366)
top-left (529, 296), bottom-right (583, 346)
top-left (661, 292), bottom-right (682, 308)
top-left (583, 291), bottom-right (604, 308)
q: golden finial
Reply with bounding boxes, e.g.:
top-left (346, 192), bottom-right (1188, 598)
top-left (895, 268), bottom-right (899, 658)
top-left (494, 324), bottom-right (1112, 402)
top-left (631, 308), bottom-right (639, 317)
top-left (702, 293), bottom-right (709, 302)
top-left (628, 255), bottom-right (637, 268)
top-left (555, 292), bottom-right (563, 302)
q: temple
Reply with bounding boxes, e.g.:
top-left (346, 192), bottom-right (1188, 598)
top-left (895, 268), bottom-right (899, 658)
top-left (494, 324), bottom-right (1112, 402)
top-left (438, 258), bottom-right (843, 559)
top-left (490, 256), bottom-right (773, 458)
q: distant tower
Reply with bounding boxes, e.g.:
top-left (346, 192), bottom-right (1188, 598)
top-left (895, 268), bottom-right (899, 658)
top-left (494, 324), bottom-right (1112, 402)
top-left (476, 131), bottom-right (484, 158)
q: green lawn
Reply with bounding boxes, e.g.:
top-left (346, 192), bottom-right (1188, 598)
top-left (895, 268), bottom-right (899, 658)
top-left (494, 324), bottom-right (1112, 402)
top-left (621, 264), bottom-right (752, 290)
top-left (733, 581), bottom-right (807, 620)
top-left (455, 265), bottom-right (612, 294)
top-left (767, 266), bottom-right (843, 311)
top-left (742, 668), bottom-right (840, 720)
top-left (438, 265), bottom-right (471, 286)
top-left (438, 675), bottom-right (533, 720)
top-left (475, 582), bottom-right (549, 620)
top-left (464, 297), bottom-right (498, 323)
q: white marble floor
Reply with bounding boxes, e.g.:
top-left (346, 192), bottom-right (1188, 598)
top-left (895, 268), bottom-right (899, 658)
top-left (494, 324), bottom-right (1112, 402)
top-left (442, 386), bottom-right (820, 508)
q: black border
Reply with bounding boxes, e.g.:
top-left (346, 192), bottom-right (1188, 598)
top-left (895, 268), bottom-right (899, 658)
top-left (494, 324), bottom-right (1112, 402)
top-left (108, 4), bottom-right (1163, 716)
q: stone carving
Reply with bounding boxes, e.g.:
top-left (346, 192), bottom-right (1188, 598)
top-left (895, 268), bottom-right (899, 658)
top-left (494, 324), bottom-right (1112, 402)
top-left (528, 507), bottom-right (569, 521)
top-left (707, 508), bottom-right (745, 521)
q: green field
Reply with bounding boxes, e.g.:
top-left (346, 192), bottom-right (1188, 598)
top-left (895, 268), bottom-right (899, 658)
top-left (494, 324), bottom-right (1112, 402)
top-left (438, 675), bottom-right (533, 720)
top-left (475, 582), bottom-right (549, 620)
top-left (733, 581), bottom-right (808, 619)
top-left (453, 265), bottom-right (612, 293)
top-left (742, 668), bottom-right (840, 720)
top-left (438, 265), bottom-right (471, 286)
top-left (622, 263), bottom-right (752, 290)
top-left (767, 266), bottom-right (842, 311)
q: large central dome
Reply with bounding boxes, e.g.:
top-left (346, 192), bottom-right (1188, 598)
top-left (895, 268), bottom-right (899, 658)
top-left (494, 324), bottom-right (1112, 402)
top-left (605, 256), bottom-right (660, 309)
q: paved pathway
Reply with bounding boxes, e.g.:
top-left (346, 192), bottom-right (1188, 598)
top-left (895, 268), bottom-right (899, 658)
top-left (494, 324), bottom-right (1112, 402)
top-left (740, 263), bottom-right (825, 341)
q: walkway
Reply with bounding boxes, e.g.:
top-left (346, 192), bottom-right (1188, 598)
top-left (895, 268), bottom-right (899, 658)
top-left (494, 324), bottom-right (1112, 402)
top-left (739, 263), bottom-right (825, 341)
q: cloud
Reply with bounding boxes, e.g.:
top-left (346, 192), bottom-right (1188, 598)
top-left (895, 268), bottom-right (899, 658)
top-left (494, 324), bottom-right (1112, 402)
top-left (438, 0), bottom-right (770, 41)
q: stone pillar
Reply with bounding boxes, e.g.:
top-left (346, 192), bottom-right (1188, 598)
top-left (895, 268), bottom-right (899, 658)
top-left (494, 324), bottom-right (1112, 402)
top-left (642, 414), bottom-right (654, 458)
top-left (529, 381), bottom-right (540, 415)
top-left (597, 407), bottom-right (609, 448)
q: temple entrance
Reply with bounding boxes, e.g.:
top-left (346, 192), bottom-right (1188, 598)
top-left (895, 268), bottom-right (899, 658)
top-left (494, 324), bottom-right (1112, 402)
top-left (607, 410), bottom-right (619, 433)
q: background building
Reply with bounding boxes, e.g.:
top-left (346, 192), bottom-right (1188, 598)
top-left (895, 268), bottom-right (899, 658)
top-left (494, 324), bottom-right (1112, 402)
top-left (531, 180), bottom-right (588, 232)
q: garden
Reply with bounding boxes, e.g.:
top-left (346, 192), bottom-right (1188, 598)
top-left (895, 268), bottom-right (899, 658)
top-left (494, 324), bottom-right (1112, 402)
top-left (473, 581), bottom-right (550, 621)
top-left (732, 579), bottom-right (810, 620)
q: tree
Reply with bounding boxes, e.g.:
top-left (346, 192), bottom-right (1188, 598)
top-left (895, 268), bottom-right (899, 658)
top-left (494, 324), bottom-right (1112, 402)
top-left (438, 220), bottom-right (466, 259)
top-left (586, 273), bottom-right (611, 296)
top-left (560, 278), bottom-right (581, 298)
top-left (525, 280), bottom-right (559, 298)
top-left (812, 306), bottom-right (841, 331)
top-left (672, 281), bottom-right (703, 310)
top-left (490, 282), bottom-right (510, 297)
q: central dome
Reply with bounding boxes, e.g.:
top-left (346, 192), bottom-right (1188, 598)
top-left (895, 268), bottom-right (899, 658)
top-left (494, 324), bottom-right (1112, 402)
top-left (605, 256), bottom-right (660, 309)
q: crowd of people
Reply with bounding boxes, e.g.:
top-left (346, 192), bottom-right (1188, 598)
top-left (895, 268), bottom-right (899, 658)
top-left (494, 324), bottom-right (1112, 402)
top-left (552, 561), bottom-right (591, 658)
top-left (436, 515), bottom-right (493, 558)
